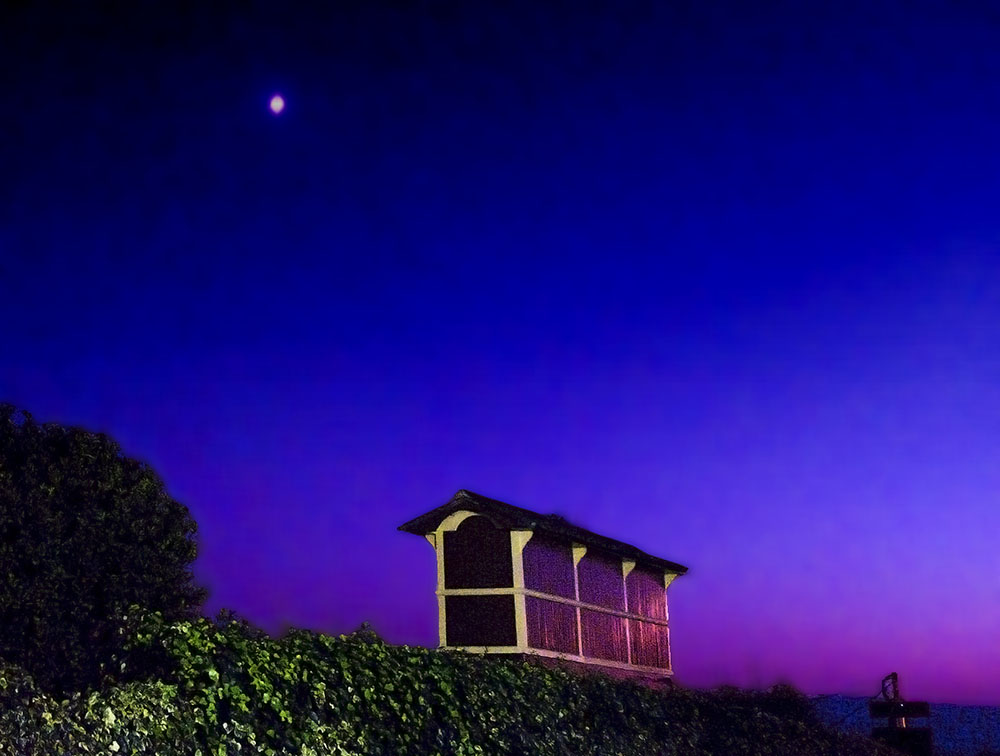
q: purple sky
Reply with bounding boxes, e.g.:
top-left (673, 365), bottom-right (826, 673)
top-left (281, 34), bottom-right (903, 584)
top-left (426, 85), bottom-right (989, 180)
top-left (3, 1), bottom-right (1000, 705)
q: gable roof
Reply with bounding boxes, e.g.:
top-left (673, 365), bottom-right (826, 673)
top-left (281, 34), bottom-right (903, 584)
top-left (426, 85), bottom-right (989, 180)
top-left (398, 489), bottom-right (688, 576)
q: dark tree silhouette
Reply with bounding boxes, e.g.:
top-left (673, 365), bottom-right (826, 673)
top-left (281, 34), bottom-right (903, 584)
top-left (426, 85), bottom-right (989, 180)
top-left (0, 404), bottom-right (206, 695)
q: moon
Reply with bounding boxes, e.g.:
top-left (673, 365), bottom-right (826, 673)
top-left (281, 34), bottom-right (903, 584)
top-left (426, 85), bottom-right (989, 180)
top-left (269, 94), bottom-right (285, 115)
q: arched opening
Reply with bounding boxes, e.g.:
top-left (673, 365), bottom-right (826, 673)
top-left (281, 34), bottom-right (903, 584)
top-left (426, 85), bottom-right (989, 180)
top-left (627, 567), bottom-right (670, 669)
top-left (522, 534), bottom-right (578, 654)
top-left (577, 550), bottom-right (628, 663)
top-left (443, 514), bottom-right (513, 589)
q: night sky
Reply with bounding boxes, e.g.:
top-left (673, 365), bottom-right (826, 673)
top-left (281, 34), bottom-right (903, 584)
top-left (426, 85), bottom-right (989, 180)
top-left (3, 1), bottom-right (1000, 706)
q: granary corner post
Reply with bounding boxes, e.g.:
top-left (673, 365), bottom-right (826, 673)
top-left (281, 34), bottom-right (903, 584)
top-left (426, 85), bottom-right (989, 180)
top-left (868, 672), bottom-right (933, 756)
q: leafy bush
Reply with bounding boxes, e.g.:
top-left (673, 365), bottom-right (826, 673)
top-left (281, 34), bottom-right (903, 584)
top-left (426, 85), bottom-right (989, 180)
top-left (0, 405), bottom-right (206, 696)
top-left (0, 611), bottom-right (903, 756)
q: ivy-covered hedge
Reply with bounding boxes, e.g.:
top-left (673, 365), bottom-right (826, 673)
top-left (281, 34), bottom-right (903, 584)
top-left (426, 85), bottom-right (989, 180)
top-left (0, 611), bottom-right (900, 756)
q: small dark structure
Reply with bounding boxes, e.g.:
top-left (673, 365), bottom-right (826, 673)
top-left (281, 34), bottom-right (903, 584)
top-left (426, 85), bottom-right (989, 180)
top-left (869, 673), bottom-right (933, 756)
top-left (399, 489), bottom-right (688, 678)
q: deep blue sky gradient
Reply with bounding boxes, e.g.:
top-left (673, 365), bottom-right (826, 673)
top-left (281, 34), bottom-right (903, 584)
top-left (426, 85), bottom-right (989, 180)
top-left (2, 1), bottom-right (1000, 704)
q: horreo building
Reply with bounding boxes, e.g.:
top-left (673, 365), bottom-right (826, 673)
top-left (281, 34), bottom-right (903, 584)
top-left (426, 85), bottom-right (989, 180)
top-left (399, 490), bottom-right (688, 679)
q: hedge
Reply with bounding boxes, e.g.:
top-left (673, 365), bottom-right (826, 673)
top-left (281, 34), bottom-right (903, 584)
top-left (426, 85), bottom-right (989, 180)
top-left (0, 611), bottom-right (900, 756)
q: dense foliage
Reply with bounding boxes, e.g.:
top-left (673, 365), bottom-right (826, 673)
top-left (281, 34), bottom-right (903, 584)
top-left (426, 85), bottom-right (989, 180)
top-left (0, 610), bottom-right (902, 756)
top-left (0, 405), bottom-right (206, 695)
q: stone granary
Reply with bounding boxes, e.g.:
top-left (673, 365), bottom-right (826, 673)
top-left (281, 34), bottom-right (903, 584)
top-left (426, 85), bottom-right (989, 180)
top-left (399, 490), bottom-right (688, 679)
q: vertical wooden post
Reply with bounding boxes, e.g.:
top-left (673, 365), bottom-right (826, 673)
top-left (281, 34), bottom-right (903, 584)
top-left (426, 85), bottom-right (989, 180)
top-left (572, 544), bottom-right (587, 656)
top-left (425, 532), bottom-right (447, 648)
top-left (510, 530), bottom-right (534, 650)
top-left (664, 572), bottom-right (677, 670)
top-left (622, 559), bottom-right (636, 664)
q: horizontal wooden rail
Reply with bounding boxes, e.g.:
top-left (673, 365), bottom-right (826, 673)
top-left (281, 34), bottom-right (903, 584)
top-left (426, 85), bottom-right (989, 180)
top-left (437, 586), bottom-right (670, 627)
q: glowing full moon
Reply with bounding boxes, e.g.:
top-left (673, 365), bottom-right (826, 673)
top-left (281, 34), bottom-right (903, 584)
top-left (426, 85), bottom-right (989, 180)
top-left (269, 94), bottom-right (285, 115)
